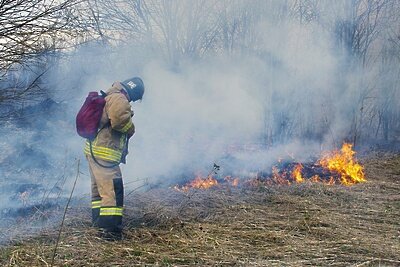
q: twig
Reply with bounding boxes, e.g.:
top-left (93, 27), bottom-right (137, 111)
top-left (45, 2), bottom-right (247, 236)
top-left (320, 102), bottom-right (337, 148)
top-left (40, 151), bottom-right (70, 211)
top-left (365, 257), bottom-right (400, 264)
top-left (176, 163), bottom-right (221, 215)
top-left (124, 177), bottom-right (150, 185)
top-left (352, 260), bottom-right (372, 267)
top-left (50, 159), bottom-right (80, 267)
top-left (126, 181), bottom-right (149, 197)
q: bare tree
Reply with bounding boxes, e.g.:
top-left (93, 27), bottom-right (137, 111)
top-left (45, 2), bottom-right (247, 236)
top-left (331, 0), bottom-right (387, 65)
top-left (0, 0), bottom-right (82, 69)
top-left (291, 0), bottom-right (320, 24)
top-left (0, 0), bottom-right (85, 118)
top-left (82, 0), bottom-right (223, 65)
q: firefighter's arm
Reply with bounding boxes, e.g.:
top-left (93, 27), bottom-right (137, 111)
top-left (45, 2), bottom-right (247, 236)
top-left (106, 94), bottom-right (135, 136)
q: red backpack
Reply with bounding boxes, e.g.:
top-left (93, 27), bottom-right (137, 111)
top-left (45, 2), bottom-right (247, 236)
top-left (76, 91), bottom-right (107, 140)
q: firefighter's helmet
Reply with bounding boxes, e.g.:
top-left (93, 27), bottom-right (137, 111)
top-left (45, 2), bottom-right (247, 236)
top-left (121, 77), bottom-right (145, 102)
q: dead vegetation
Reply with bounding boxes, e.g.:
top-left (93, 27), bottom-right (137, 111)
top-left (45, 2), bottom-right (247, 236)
top-left (0, 154), bottom-right (399, 266)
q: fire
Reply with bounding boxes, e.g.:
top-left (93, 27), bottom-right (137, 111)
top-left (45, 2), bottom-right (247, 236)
top-left (174, 175), bottom-right (218, 192)
top-left (291, 163), bottom-right (304, 183)
top-left (272, 166), bottom-right (291, 185)
top-left (310, 175), bottom-right (320, 183)
top-left (173, 175), bottom-right (241, 192)
top-left (319, 143), bottom-right (365, 185)
top-left (224, 176), bottom-right (239, 187)
top-left (286, 143), bottom-right (365, 185)
top-left (173, 142), bottom-right (366, 191)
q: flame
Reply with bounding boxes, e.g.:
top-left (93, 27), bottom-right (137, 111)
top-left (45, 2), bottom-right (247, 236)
top-left (291, 164), bottom-right (304, 183)
top-left (272, 166), bottom-right (291, 185)
top-left (310, 175), bottom-right (320, 183)
top-left (327, 176), bottom-right (336, 185)
top-left (174, 175), bottom-right (218, 192)
top-left (319, 143), bottom-right (365, 185)
top-left (174, 175), bottom-right (241, 192)
top-left (224, 176), bottom-right (239, 187)
top-left (173, 143), bottom-right (365, 192)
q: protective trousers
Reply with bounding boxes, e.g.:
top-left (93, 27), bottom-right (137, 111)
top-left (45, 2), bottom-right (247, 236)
top-left (86, 155), bottom-right (124, 236)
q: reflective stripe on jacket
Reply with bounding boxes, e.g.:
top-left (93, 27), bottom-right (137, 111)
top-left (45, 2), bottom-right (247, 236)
top-left (84, 140), bottom-right (123, 162)
top-left (84, 82), bottom-right (135, 163)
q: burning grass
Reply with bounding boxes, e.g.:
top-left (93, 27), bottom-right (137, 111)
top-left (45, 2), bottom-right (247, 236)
top-left (0, 153), bottom-right (399, 266)
top-left (174, 143), bottom-right (366, 192)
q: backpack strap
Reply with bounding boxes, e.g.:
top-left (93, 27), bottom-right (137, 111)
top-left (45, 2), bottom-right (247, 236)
top-left (100, 90), bottom-right (107, 97)
top-left (89, 138), bottom-right (123, 168)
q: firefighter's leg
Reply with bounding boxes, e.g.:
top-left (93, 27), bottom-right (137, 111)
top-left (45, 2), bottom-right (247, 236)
top-left (87, 155), bottom-right (101, 227)
top-left (86, 156), bottom-right (124, 239)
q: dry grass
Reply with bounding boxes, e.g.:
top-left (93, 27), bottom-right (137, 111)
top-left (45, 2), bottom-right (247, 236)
top-left (0, 154), bottom-right (399, 266)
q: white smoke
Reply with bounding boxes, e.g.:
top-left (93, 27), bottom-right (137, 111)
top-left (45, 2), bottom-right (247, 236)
top-left (54, 20), bottom-right (347, 186)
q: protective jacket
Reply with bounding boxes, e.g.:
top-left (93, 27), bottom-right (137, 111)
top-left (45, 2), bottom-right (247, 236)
top-left (84, 82), bottom-right (135, 163)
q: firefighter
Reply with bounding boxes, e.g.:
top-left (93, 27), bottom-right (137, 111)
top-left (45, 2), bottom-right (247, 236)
top-left (85, 77), bottom-right (144, 240)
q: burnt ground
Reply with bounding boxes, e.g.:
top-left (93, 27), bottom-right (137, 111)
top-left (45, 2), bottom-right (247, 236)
top-left (0, 153), bottom-right (399, 266)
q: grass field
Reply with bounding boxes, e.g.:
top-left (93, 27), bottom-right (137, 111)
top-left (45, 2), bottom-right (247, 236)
top-left (1, 153), bottom-right (399, 266)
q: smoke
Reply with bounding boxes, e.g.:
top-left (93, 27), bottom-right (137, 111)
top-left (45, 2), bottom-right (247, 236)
top-left (131, 23), bottom-right (336, 178)
top-left (0, 13), bottom-right (364, 190)
top-left (4, 34), bottom-right (331, 195)
top-left (56, 8), bottom-right (395, 184)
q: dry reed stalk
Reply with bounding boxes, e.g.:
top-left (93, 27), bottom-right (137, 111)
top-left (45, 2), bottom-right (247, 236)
top-left (50, 159), bottom-right (80, 267)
